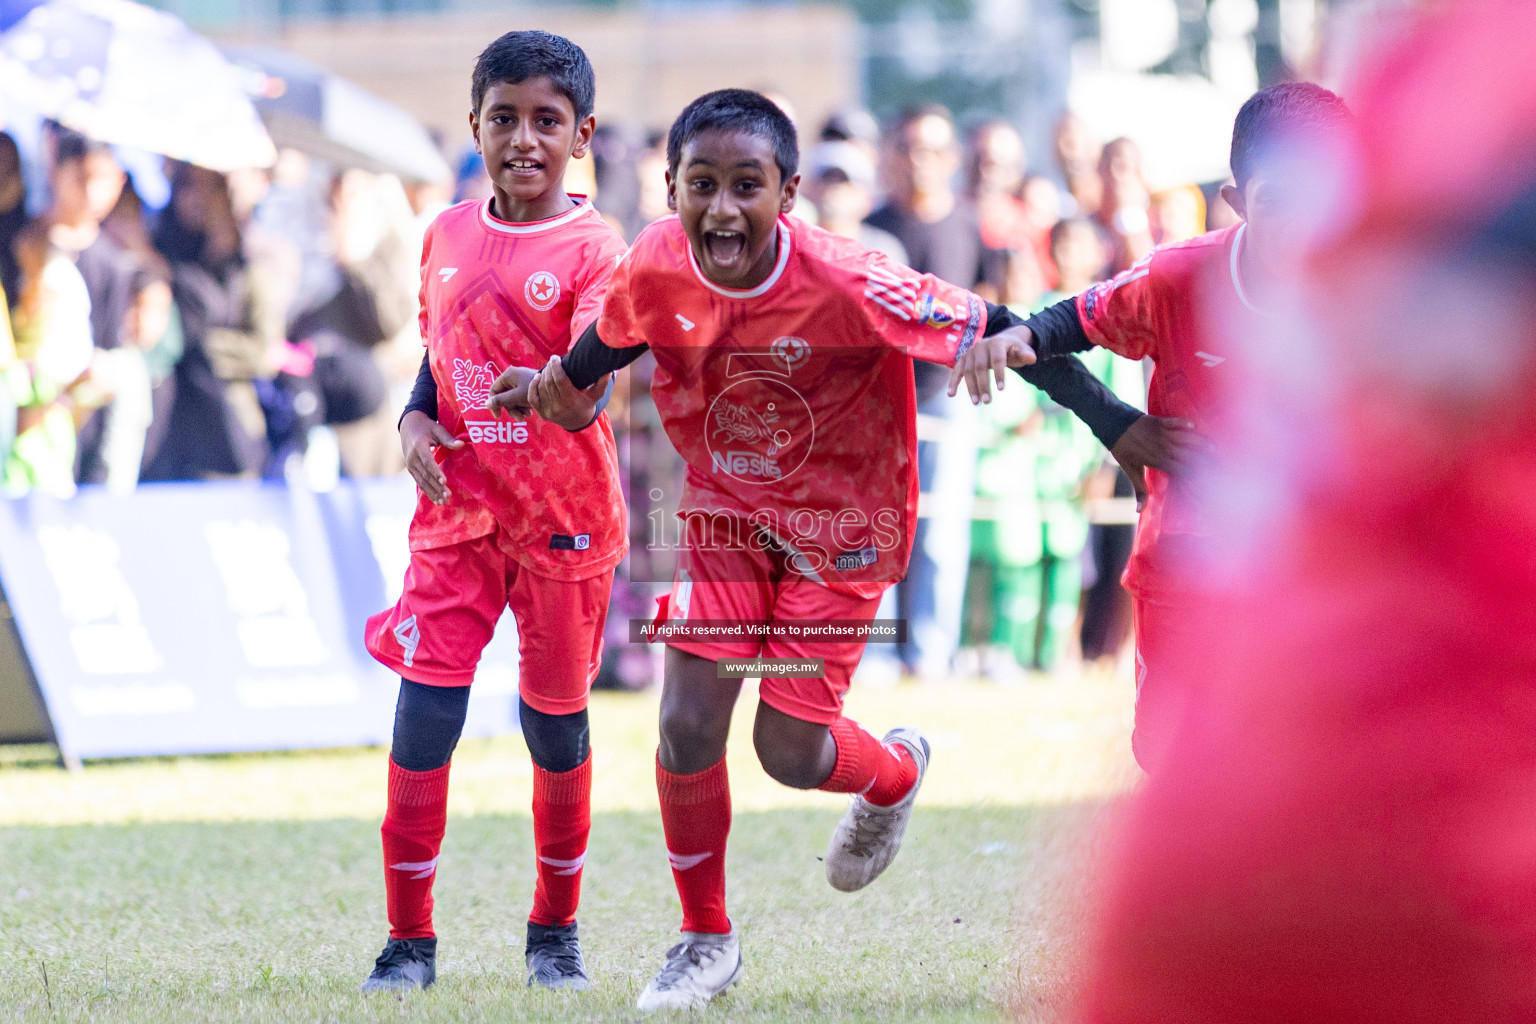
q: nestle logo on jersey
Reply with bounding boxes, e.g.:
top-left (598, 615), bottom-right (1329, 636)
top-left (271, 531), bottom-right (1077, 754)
top-left (711, 450), bottom-right (782, 479)
top-left (466, 420), bottom-right (529, 444)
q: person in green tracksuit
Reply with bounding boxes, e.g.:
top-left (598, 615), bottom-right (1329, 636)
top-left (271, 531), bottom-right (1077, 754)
top-left (967, 217), bottom-right (1146, 673)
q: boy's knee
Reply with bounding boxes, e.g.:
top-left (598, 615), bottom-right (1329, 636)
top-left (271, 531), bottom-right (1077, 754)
top-left (519, 699), bottom-right (589, 773)
top-left (658, 701), bottom-right (731, 773)
top-left (752, 704), bottom-right (837, 789)
top-left (658, 700), bottom-right (721, 750)
top-left (753, 741), bottom-right (826, 789)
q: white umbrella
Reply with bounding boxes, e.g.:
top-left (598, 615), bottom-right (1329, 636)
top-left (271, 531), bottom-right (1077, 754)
top-left (0, 0), bottom-right (275, 170)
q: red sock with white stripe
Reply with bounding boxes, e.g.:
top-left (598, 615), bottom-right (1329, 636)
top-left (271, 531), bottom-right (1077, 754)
top-left (381, 758), bottom-right (451, 939)
top-left (656, 753), bottom-right (732, 934)
top-left (529, 752), bottom-right (592, 927)
top-left (818, 717), bottom-right (917, 806)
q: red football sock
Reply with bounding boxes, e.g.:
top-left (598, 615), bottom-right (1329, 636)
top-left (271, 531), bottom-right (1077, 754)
top-left (529, 752), bottom-right (592, 927)
top-left (819, 717), bottom-right (917, 806)
top-left (381, 758), bottom-right (451, 939)
top-left (656, 753), bottom-right (732, 934)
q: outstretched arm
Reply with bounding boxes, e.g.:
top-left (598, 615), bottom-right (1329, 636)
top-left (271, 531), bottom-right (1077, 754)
top-left (1013, 357), bottom-right (1202, 512)
top-left (562, 321), bottom-right (649, 391)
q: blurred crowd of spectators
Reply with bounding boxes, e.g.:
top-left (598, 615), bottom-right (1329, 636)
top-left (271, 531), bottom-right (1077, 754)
top-left (0, 122), bottom-right (443, 498)
top-left (0, 100), bottom-right (1235, 685)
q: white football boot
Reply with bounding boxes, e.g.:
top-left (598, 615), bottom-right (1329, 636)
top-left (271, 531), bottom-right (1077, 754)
top-left (824, 726), bottom-right (931, 893)
top-left (635, 926), bottom-right (743, 1011)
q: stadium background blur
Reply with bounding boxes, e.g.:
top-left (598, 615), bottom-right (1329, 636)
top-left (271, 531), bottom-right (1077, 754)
top-left (0, 0), bottom-right (1398, 749)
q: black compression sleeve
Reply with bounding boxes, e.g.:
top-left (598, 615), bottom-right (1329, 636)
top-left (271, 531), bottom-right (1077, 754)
top-left (563, 321), bottom-right (648, 391)
top-left (983, 302), bottom-right (1027, 336)
top-left (400, 351), bottom-right (438, 425)
top-left (1023, 296), bottom-right (1094, 359)
top-left (519, 698), bottom-right (590, 773)
top-left (1013, 355), bottom-right (1142, 451)
top-left (390, 678), bottom-right (470, 771)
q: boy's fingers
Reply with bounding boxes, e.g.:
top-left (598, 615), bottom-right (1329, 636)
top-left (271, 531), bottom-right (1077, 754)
top-left (545, 354), bottom-right (575, 391)
top-left (991, 339), bottom-right (1007, 392)
top-left (946, 362), bottom-right (964, 398)
top-left (485, 392), bottom-right (530, 418)
top-left (1008, 335), bottom-right (1037, 367)
top-left (429, 424), bottom-right (465, 449)
top-left (969, 358), bottom-right (992, 404)
top-left (488, 366), bottom-right (528, 395)
top-left (408, 459), bottom-right (448, 505)
top-left (1130, 469), bottom-right (1148, 512)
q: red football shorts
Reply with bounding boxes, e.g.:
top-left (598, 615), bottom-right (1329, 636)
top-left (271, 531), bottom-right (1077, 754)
top-left (365, 530), bottom-right (613, 715)
top-left (659, 535), bottom-right (883, 726)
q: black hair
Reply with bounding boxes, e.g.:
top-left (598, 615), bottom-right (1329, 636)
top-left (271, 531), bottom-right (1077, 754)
top-left (53, 128), bottom-right (113, 167)
top-left (1049, 215), bottom-right (1098, 250)
top-left (666, 89), bottom-right (799, 184)
top-left (893, 103), bottom-right (955, 134)
top-left (1230, 82), bottom-right (1352, 188)
top-left (471, 30), bottom-right (595, 122)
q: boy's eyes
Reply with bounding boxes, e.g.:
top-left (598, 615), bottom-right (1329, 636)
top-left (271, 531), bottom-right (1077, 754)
top-left (686, 178), bottom-right (763, 192)
top-left (487, 115), bottom-right (562, 129)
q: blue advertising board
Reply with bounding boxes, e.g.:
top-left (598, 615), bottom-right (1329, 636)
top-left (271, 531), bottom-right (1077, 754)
top-left (0, 477), bottom-right (522, 762)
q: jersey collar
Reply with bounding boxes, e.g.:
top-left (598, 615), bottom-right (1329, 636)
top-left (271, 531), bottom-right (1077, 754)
top-left (686, 218), bottom-right (792, 299)
top-left (480, 195), bottom-right (592, 235)
top-left (1229, 222), bottom-right (1262, 314)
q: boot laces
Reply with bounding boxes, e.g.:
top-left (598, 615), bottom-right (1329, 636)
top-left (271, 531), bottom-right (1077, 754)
top-left (653, 939), bottom-right (726, 990)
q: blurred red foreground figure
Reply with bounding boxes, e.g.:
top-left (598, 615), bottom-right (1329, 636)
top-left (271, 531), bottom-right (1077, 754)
top-left (1071, 2), bottom-right (1536, 1021)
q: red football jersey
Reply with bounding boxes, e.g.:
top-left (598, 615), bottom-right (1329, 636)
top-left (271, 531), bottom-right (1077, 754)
top-left (1076, 223), bottom-right (1258, 597)
top-left (598, 214), bottom-right (985, 596)
top-left (410, 197), bottom-right (628, 582)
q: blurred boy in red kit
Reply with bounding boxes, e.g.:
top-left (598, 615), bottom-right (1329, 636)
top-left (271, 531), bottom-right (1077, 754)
top-left (1069, 3), bottom-right (1536, 1021)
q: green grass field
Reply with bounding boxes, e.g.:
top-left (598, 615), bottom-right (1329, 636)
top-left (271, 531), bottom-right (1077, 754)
top-left (0, 674), bottom-right (1137, 1023)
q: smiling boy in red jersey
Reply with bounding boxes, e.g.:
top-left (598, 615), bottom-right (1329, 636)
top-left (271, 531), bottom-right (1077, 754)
top-left (500, 90), bottom-right (1165, 1010)
top-left (978, 83), bottom-right (1355, 772)
top-left (357, 31), bottom-right (626, 994)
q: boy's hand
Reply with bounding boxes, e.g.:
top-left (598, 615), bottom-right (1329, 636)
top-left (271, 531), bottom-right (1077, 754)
top-left (528, 355), bottom-right (609, 431)
top-left (1109, 414), bottom-right (1206, 511)
top-left (947, 325), bottom-right (1036, 405)
top-left (400, 409), bottom-right (464, 506)
top-left (486, 365), bottom-right (538, 418)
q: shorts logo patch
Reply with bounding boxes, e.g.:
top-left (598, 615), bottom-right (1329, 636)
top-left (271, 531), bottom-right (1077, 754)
top-left (550, 533), bottom-right (592, 550)
top-left (394, 615), bottom-right (420, 668)
top-left (525, 271), bottom-right (560, 311)
top-left (673, 570), bottom-right (693, 621)
top-left (833, 546), bottom-right (879, 571)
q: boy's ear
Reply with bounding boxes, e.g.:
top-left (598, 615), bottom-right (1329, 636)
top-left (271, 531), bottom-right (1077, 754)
top-left (665, 170), bottom-right (678, 212)
top-left (1219, 183), bottom-right (1246, 221)
top-left (469, 109), bottom-right (482, 154)
top-left (570, 115), bottom-right (597, 160)
top-left (779, 172), bottom-right (801, 215)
